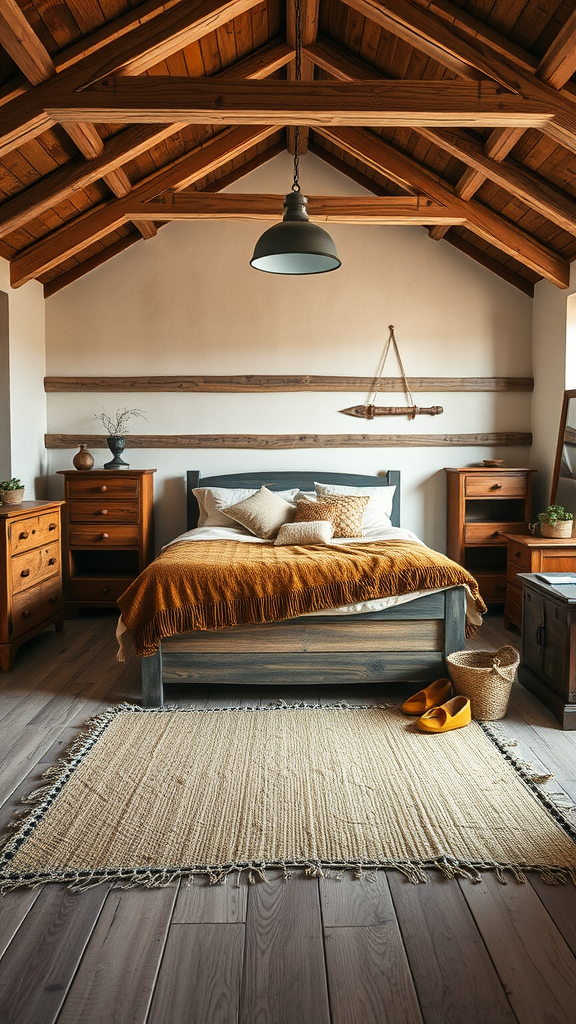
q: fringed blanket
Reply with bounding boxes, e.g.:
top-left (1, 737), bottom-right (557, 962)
top-left (118, 539), bottom-right (486, 657)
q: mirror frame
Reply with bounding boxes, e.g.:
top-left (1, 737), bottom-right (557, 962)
top-left (551, 389), bottom-right (576, 505)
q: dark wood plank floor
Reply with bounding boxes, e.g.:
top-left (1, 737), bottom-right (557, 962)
top-left (1, 610), bottom-right (576, 1024)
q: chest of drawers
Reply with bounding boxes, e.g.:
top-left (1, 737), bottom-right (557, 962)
top-left (445, 467), bottom-right (535, 606)
top-left (0, 500), bottom-right (65, 671)
top-left (502, 534), bottom-right (576, 628)
top-left (58, 470), bottom-right (155, 614)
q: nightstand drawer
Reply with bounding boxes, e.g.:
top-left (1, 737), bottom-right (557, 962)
top-left (69, 578), bottom-right (133, 603)
top-left (476, 575), bottom-right (508, 602)
top-left (12, 580), bottom-right (62, 638)
top-left (11, 542), bottom-right (60, 594)
top-left (67, 476), bottom-right (139, 499)
top-left (464, 522), bottom-right (524, 544)
top-left (465, 475), bottom-right (527, 498)
top-left (9, 512), bottom-right (59, 555)
top-left (68, 525), bottom-right (140, 547)
top-left (507, 539), bottom-right (533, 570)
top-left (69, 500), bottom-right (139, 524)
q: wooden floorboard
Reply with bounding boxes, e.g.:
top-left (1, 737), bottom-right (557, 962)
top-left (0, 610), bottom-right (575, 1022)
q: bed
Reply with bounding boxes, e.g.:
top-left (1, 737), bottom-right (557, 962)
top-left (126, 470), bottom-right (474, 707)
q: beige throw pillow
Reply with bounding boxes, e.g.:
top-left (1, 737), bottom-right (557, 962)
top-left (294, 495), bottom-right (369, 538)
top-left (274, 521), bottom-right (334, 546)
top-left (222, 486), bottom-right (296, 539)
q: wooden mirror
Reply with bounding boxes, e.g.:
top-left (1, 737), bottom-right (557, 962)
top-left (551, 389), bottom-right (576, 513)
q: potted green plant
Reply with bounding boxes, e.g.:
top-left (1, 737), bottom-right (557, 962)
top-left (94, 407), bottom-right (147, 469)
top-left (533, 504), bottom-right (574, 538)
top-left (0, 478), bottom-right (25, 505)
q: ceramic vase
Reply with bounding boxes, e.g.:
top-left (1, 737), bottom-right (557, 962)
top-left (104, 435), bottom-right (129, 469)
top-left (72, 444), bottom-right (94, 470)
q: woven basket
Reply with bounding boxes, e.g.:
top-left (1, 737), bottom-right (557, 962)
top-left (446, 645), bottom-right (519, 720)
top-left (541, 520), bottom-right (573, 538)
top-left (0, 488), bottom-right (24, 505)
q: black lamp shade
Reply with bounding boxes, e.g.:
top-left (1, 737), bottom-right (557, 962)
top-left (250, 191), bottom-right (341, 275)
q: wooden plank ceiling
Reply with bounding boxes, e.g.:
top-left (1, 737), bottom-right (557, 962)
top-left (1, 0), bottom-right (576, 298)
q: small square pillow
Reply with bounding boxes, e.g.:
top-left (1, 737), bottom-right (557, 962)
top-left (222, 486), bottom-right (296, 539)
top-left (294, 495), bottom-right (369, 538)
top-left (274, 521), bottom-right (334, 546)
top-left (314, 482), bottom-right (396, 530)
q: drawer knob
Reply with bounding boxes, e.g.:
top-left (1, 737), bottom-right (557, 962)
top-left (101, 533), bottom-right (109, 540)
top-left (490, 483), bottom-right (503, 490)
top-left (22, 609), bottom-right (31, 619)
top-left (32, 529), bottom-right (36, 535)
top-left (49, 523), bottom-right (57, 531)
top-left (100, 509), bottom-right (108, 515)
top-left (514, 551), bottom-right (521, 559)
top-left (49, 595), bottom-right (59, 604)
top-left (102, 587), bottom-right (111, 594)
top-left (100, 485), bottom-right (107, 493)
top-left (492, 531), bottom-right (500, 538)
top-left (19, 531), bottom-right (29, 540)
top-left (20, 568), bottom-right (30, 577)
top-left (48, 557), bottom-right (57, 565)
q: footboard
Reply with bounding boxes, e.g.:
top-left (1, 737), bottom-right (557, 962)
top-left (141, 587), bottom-right (466, 707)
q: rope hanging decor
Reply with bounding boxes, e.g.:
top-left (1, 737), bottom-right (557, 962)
top-left (340, 326), bottom-right (444, 420)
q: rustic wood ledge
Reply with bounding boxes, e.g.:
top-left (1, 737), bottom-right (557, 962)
top-left (43, 375), bottom-right (534, 393)
top-left (45, 432), bottom-right (532, 449)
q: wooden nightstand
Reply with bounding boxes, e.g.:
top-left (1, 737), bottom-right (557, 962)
top-left (58, 470), bottom-right (155, 614)
top-left (518, 573), bottom-right (576, 729)
top-left (503, 534), bottom-right (576, 628)
top-left (0, 500), bottom-right (65, 671)
top-left (445, 467), bottom-right (535, 606)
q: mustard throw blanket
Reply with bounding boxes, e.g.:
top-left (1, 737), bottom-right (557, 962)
top-left (118, 540), bottom-right (486, 657)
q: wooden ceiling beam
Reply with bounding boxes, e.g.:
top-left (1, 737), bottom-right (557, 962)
top-left (0, 0), bottom-right (103, 158)
top-left (0, 41), bottom-right (291, 239)
top-left (0, 0), bottom-right (265, 159)
top-left (317, 126), bottom-right (569, 288)
top-left (306, 40), bottom-right (576, 237)
top-left (44, 139), bottom-right (285, 297)
top-left (45, 79), bottom-right (552, 128)
top-left (10, 125), bottom-right (277, 286)
top-left (126, 193), bottom-right (462, 223)
top-left (286, 0), bottom-right (319, 155)
top-left (536, 9), bottom-right (576, 90)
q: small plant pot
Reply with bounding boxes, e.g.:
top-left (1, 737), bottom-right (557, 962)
top-left (0, 487), bottom-right (25, 505)
top-left (541, 519), bottom-right (574, 538)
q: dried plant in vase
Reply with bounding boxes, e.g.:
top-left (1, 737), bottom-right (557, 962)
top-left (95, 408), bottom-right (147, 470)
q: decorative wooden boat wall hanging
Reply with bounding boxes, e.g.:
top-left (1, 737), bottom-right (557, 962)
top-left (340, 325), bottom-right (444, 420)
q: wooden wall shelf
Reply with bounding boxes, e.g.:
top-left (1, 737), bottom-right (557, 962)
top-left (45, 432), bottom-right (532, 450)
top-left (44, 376), bottom-right (534, 393)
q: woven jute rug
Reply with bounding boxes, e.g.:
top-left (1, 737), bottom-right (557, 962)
top-left (1, 703), bottom-right (576, 892)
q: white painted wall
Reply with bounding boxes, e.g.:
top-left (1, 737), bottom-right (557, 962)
top-left (0, 258), bottom-right (47, 497)
top-left (45, 151), bottom-right (533, 550)
top-left (531, 263), bottom-right (576, 512)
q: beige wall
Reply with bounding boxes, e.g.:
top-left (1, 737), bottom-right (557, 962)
top-left (0, 259), bottom-right (47, 497)
top-left (45, 152), bottom-right (533, 550)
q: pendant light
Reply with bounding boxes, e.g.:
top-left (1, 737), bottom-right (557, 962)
top-left (249, 1), bottom-right (341, 275)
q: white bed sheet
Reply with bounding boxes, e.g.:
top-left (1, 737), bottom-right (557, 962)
top-left (164, 523), bottom-right (481, 627)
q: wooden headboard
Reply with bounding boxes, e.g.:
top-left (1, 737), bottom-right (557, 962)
top-left (186, 470), bottom-right (401, 530)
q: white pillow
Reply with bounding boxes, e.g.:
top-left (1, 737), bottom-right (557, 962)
top-left (314, 482), bottom-right (396, 531)
top-left (194, 486), bottom-right (299, 528)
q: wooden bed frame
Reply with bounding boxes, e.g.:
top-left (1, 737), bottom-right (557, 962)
top-left (141, 471), bottom-right (466, 706)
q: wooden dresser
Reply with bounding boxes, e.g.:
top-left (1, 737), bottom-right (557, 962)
top-left (0, 500), bottom-right (65, 671)
top-left (503, 534), bottom-right (576, 628)
top-left (445, 467), bottom-right (535, 606)
top-left (58, 470), bottom-right (155, 614)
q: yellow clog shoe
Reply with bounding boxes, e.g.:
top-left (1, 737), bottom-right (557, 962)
top-left (401, 678), bottom-right (452, 716)
top-left (416, 696), bottom-right (471, 733)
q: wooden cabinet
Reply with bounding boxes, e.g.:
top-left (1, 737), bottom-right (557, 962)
top-left (503, 534), bottom-right (576, 628)
top-left (445, 467), bottom-right (535, 606)
top-left (0, 500), bottom-right (65, 671)
top-left (58, 470), bottom-right (155, 614)
top-left (518, 574), bottom-right (576, 729)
